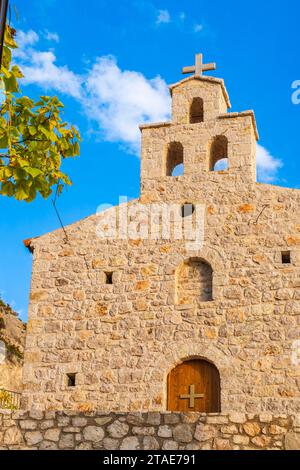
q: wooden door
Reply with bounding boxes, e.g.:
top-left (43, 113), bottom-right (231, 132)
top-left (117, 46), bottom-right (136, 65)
top-left (167, 359), bottom-right (220, 412)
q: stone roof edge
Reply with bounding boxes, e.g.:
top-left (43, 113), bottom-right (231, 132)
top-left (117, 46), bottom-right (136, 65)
top-left (255, 182), bottom-right (300, 193)
top-left (23, 198), bottom-right (140, 250)
top-left (218, 110), bottom-right (259, 140)
top-left (139, 121), bottom-right (171, 131)
top-left (169, 75), bottom-right (231, 109)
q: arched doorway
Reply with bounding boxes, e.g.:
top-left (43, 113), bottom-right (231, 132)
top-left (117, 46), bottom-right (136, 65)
top-left (167, 359), bottom-right (220, 412)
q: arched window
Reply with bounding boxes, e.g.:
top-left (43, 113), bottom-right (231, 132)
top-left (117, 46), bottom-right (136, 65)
top-left (166, 142), bottom-right (184, 176)
top-left (190, 97), bottom-right (204, 123)
top-left (176, 258), bottom-right (213, 304)
top-left (167, 359), bottom-right (221, 412)
top-left (209, 135), bottom-right (229, 171)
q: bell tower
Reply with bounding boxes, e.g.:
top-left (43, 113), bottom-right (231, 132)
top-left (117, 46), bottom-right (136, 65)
top-left (139, 53), bottom-right (259, 203)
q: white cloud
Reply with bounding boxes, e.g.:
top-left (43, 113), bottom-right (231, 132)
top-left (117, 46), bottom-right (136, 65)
top-left (43, 30), bottom-right (60, 43)
top-left (156, 9), bottom-right (171, 25)
top-left (194, 24), bottom-right (204, 33)
top-left (256, 144), bottom-right (282, 183)
top-left (84, 56), bottom-right (171, 153)
top-left (15, 32), bottom-right (82, 99)
top-left (179, 12), bottom-right (186, 22)
top-left (14, 30), bottom-right (39, 59)
top-left (21, 50), bottom-right (82, 99)
top-left (17, 29), bottom-right (39, 48)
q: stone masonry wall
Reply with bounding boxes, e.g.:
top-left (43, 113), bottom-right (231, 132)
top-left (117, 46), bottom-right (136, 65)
top-left (22, 74), bottom-right (300, 413)
top-left (22, 182), bottom-right (300, 413)
top-left (1, 411), bottom-right (300, 450)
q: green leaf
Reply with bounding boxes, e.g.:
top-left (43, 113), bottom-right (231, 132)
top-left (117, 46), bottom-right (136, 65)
top-left (74, 141), bottom-right (80, 155)
top-left (39, 127), bottom-right (51, 139)
top-left (3, 74), bottom-right (19, 93)
top-left (0, 133), bottom-right (8, 148)
top-left (0, 166), bottom-right (13, 179)
top-left (14, 181), bottom-right (30, 200)
top-left (17, 158), bottom-right (29, 168)
top-left (1, 65), bottom-right (11, 79)
top-left (29, 126), bottom-right (37, 136)
top-left (1, 181), bottom-right (14, 197)
top-left (11, 65), bottom-right (24, 78)
top-left (24, 167), bottom-right (42, 178)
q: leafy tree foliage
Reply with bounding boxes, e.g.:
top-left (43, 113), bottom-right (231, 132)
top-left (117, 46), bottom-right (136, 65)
top-left (0, 26), bottom-right (80, 202)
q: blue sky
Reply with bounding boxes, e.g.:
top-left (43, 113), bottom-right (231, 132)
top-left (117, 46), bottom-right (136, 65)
top-left (0, 0), bottom-right (299, 321)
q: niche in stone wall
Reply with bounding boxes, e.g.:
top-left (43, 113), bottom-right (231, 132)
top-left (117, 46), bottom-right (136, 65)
top-left (209, 135), bottom-right (229, 171)
top-left (190, 97), bottom-right (204, 124)
top-left (166, 142), bottom-right (184, 176)
top-left (175, 258), bottom-right (213, 305)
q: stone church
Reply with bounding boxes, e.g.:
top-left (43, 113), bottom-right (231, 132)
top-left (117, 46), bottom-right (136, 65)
top-left (22, 54), bottom-right (300, 414)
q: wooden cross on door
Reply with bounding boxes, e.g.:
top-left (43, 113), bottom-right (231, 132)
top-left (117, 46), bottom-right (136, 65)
top-left (182, 53), bottom-right (216, 78)
top-left (179, 384), bottom-right (205, 408)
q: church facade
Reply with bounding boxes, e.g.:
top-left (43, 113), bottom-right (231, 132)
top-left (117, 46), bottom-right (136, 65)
top-left (22, 56), bottom-right (300, 414)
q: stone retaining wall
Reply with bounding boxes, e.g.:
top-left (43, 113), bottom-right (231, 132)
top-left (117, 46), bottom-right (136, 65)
top-left (0, 411), bottom-right (300, 450)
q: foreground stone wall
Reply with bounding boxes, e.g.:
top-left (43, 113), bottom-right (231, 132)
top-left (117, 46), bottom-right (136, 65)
top-left (1, 411), bottom-right (300, 450)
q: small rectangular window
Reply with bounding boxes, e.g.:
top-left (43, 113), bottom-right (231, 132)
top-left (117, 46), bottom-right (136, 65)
top-left (105, 272), bottom-right (113, 284)
top-left (67, 373), bottom-right (76, 387)
top-left (281, 251), bottom-right (291, 264)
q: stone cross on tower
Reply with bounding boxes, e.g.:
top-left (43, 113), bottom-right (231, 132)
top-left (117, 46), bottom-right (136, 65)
top-left (182, 53), bottom-right (216, 78)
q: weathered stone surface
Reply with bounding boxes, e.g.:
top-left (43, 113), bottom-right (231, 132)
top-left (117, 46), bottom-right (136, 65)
top-left (103, 438), bottom-right (120, 450)
top-left (251, 436), bottom-right (271, 448)
top-left (83, 426), bottom-right (104, 442)
top-left (44, 428), bottom-right (60, 442)
top-left (3, 427), bottom-right (23, 445)
top-left (0, 407), bottom-right (299, 451)
top-left (143, 436), bottom-right (160, 450)
top-left (221, 424), bottom-right (238, 435)
top-left (0, 298), bottom-right (25, 394)
top-left (243, 422), bottom-right (261, 437)
top-left (164, 414), bottom-right (180, 424)
top-left (162, 440), bottom-right (179, 450)
top-left (215, 438), bottom-right (231, 450)
top-left (158, 425), bottom-right (172, 438)
top-left (120, 437), bottom-right (140, 450)
top-left (229, 413), bottom-right (246, 424)
top-left (19, 420), bottom-right (37, 430)
top-left (147, 413), bottom-right (161, 425)
top-left (173, 424), bottom-right (193, 443)
top-left (269, 424), bottom-right (287, 435)
top-left (132, 426), bottom-right (155, 436)
top-left (107, 421), bottom-right (129, 438)
top-left (39, 440), bottom-right (58, 450)
top-left (95, 417), bottom-right (112, 426)
top-left (233, 435), bottom-right (249, 445)
top-left (24, 431), bottom-right (43, 446)
top-left (285, 432), bottom-right (300, 450)
top-left (76, 442), bottom-right (92, 450)
top-left (194, 424), bottom-right (217, 442)
top-left (58, 433), bottom-right (74, 449)
top-left (72, 417), bottom-right (88, 427)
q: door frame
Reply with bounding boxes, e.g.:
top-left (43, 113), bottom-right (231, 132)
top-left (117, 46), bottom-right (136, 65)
top-left (166, 357), bottom-right (221, 412)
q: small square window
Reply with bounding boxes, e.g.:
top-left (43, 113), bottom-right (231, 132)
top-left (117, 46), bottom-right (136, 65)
top-left (181, 203), bottom-right (195, 218)
top-left (281, 251), bottom-right (291, 264)
top-left (105, 272), bottom-right (113, 284)
top-left (67, 373), bottom-right (77, 387)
